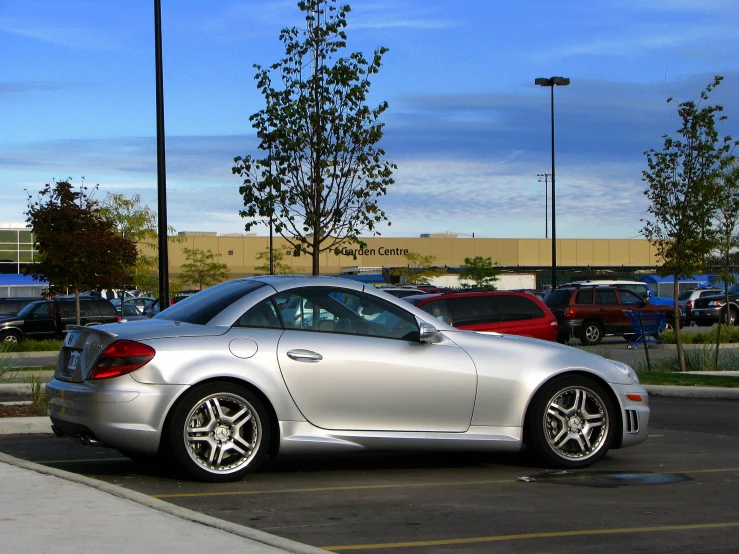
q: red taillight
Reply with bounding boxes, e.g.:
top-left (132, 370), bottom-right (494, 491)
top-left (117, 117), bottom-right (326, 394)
top-left (116, 314), bottom-right (121, 322)
top-left (564, 307), bottom-right (576, 318)
top-left (687, 300), bottom-right (693, 310)
top-left (88, 340), bottom-right (155, 380)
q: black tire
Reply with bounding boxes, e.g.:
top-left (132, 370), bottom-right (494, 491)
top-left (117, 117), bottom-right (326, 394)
top-left (0, 330), bottom-right (22, 344)
top-left (580, 321), bottom-right (603, 346)
top-left (525, 375), bottom-right (616, 469)
top-left (168, 382), bottom-right (270, 483)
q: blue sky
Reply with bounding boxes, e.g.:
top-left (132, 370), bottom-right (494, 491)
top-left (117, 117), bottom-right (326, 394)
top-left (1, 0), bottom-right (738, 239)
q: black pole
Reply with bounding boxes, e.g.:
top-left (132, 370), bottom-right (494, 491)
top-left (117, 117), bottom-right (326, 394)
top-left (155, 0), bottom-right (169, 306)
top-left (545, 173), bottom-right (548, 239)
top-left (550, 85), bottom-right (557, 291)
top-left (269, 184), bottom-right (274, 275)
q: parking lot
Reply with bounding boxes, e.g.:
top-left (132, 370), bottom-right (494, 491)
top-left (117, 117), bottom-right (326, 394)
top-left (1, 396), bottom-right (738, 553)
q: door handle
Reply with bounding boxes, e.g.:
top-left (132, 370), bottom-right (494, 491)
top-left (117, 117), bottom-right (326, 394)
top-left (286, 349), bottom-right (323, 362)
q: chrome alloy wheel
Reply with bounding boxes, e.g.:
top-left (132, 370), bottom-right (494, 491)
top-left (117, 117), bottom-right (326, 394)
top-left (183, 392), bottom-right (262, 475)
top-left (583, 324), bottom-right (601, 345)
top-left (543, 386), bottom-right (608, 461)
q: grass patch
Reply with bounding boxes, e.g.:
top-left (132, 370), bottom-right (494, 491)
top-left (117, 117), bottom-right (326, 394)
top-left (637, 344), bottom-right (739, 373)
top-left (0, 339), bottom-right (63, 353)
top-left (636, 371), bottom-right (739, 388)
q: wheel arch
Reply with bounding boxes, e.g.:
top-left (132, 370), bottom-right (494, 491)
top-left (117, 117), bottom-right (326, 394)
top-left (0, 326), bottom-right (25, 342)
top-left (161, 376), bottom-right (281, 457)
top-left (523, 369), bottom-right (624, 448)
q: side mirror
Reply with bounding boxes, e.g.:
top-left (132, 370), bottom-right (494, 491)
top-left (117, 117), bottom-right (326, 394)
top-left (419, 322), bottom-right (440, 343)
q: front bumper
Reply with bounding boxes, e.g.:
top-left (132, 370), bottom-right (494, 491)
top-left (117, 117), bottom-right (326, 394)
top-left (46, 376), bottom-right (189, 454)
top-left (610, 382), bottom-right (650, 449)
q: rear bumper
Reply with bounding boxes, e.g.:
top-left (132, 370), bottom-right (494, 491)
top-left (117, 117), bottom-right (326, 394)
top-left (556, 319), bottom-right (582, 341)
top-left (45, 377), bottom-right (188, 454)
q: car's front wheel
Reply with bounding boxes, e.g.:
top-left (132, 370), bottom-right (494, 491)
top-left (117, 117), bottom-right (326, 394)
top-left (525, 375), bottom-right (615, 468)
top-left (168, 382), bottom-right (270, 482)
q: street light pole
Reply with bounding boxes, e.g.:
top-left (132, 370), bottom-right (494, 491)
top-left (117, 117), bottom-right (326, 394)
top-left (154, 0), bottom-right (169, 306)
top-left (537, 172), bottom-right (550, 239)
top-left (535, 76), bottom-right (570, 290)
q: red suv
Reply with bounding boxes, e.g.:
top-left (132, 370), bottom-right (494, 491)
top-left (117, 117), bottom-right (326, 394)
top-left (403, 291), bottom-right (558, 341)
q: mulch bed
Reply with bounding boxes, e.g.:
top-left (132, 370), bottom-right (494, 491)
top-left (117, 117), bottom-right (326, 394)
top-left (0, 404), bottom-right (46, 417)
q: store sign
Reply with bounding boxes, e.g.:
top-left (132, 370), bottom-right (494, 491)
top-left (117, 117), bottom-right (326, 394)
top-left (338, 247), bottom-right (410, 257)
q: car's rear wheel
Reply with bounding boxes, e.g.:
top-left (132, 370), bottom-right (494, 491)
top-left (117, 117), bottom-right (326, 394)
top-left (525, 375), bottom-right (615, 468)
top-left (0, 330), bottom-right (21, 344)
top-left (168, 382), bottom-right (270, 482)
top-left (580, 321), bottom-right (603, 346)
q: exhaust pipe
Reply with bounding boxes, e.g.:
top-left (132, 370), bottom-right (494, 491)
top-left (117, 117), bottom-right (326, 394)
top-left (78, 434), bottom-right (104, 447)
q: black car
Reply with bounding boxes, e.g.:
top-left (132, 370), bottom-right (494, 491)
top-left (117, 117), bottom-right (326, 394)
top-left (0, 297), bottom-right (119, 343)
top-left (691, 284), bottom-right (739, 325)
top-left (0, 297), bottom-right (42, 317)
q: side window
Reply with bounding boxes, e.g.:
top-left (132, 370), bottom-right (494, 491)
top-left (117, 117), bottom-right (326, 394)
top-left (447, 297), bottom-right (496, 326)
top-left (59, 301), bottom-right (76, 319)
top-left (419, 300), bottom-right (451, 325)
top-left (97, 301), bottom-right (116, 317)
top-left (274, 287), bottom-right (419, 341)
top-left (596, 290), bottom-right (619, 305)
top-left (619, 290), bottom-right (643, 306)
top-left (32, 303), bottom-right (52, 318)
top-left (495, 295), bottom-right (545, 321)
top-left (575, 290), bottom-right (593, 304)
top-left (236, 299), bottom-right (283, 329)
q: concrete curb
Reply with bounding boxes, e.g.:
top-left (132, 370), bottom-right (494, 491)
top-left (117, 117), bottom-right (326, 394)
top-left (643, 385), bottom-right (739, 400)
top-left (0, 450), bottom-right (327, 554)
top-left (0, 416), bottom-right (52, 434)
top-left (1, 351), bottom-right (59, 359)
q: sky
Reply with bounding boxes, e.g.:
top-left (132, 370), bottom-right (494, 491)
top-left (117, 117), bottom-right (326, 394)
top-left (1, 0), bottom-right (738, 240)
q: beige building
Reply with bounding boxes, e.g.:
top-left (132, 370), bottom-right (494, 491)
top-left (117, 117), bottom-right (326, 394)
top-left (154, 232), bottom-right (662, 282)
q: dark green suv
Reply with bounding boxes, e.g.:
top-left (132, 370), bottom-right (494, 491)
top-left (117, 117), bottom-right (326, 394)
top-left (0, 298), bottom-right (119, 343)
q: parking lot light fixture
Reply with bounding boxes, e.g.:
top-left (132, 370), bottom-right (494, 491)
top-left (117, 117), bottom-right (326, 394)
top-left (535, 76), bottom-right (570, 289)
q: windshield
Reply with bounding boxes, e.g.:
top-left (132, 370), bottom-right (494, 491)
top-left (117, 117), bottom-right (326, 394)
top-left (16, 301), bottom-right (46, 318)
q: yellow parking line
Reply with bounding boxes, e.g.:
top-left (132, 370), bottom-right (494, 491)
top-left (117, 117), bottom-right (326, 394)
top-left (152, 467), bottom-right (739, 499)
top-left (321, 522), bottom-right (739, 551)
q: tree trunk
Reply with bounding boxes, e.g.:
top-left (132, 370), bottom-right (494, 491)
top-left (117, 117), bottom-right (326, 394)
top-left (75, 288), bottom-right (81, 326)
top-left (674, 276), bottom-right (686, 372)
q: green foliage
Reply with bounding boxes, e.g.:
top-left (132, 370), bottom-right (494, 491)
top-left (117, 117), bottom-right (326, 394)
top-left (640, 76), bottom-right (738, 371)
top-left (254, 248), bottom-right (293, 275)
top-left (640, 344), bottom-right (739, 373)
top-left (0, 339), bottom-right (63, 353)
top-left (24, 180), bottom-right (138, 322)
top-left (636, 369), bottom-right (739, 387)
top-left (233, 0), bottom-right (396, 275)
top-left (390, 252), bottom-right (446, 285)
top-left (178, 248), bottom-right (229, 289)
top-left (458, 256), bottom-right (501, 290)
top-left (659, 325), bottom-right (739, 344)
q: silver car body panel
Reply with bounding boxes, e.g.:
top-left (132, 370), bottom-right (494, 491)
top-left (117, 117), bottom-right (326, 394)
top-left (46, 275), bottom-right (649, 459)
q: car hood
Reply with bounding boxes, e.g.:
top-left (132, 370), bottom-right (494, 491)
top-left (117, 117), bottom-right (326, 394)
top-left (89, 319), bottom-right (230, 340)
top-left (442, 329), bottom-right (637, 385)
top-left (0, 316), bottom-right (22, 325)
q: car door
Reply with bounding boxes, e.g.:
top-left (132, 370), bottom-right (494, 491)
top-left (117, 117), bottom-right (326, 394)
top-left (594, 289), bottom-right (622, 334)
top-left (22, 302), bottom-right (57, 338)
top-left (446, 296), bottom-right (503, 333)
top-left (274, 287), bottom-right (478, 432)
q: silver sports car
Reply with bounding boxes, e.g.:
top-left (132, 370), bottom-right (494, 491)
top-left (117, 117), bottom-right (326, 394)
top-left (47, 276), bottom-right (649, 482)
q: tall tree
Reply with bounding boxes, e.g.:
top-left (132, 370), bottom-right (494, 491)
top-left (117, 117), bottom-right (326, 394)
top-left (641, 76), bottom-right (736, 372)
top-left (712, 161), bottom-right (739, 367)
top-left (178, 248), bottom-right (229, 290)
top-left (25, 180), bottom-right (138, 324)
top-left (100, 192), bottom-right (183, 297)
top-left (458, 256), bottom-right (501, 290)
top-left (233, 0), bottom-right (396, 275)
